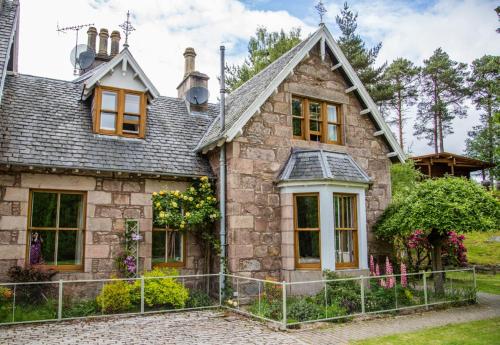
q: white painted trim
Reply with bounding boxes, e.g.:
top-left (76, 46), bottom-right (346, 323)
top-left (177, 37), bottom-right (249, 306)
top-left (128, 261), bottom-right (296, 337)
top-left (345, 85), bottom-right (357, 93)
top-left (320, 36), bottom-right (326, 62)
top-left (374, 130), bottom-right (384, 136)
top-left (83, 49), bottom-right (160, 99)
top-left (281, 184), bottom-right (368, 271)
top-left (387, 152), bottom-right (398, 158)
top-left (277, 179), bottom-right (370, 189)
top-left (331, 62), bottom-right (342, 71)
top-left (360, 109), bottom-right (371, 115)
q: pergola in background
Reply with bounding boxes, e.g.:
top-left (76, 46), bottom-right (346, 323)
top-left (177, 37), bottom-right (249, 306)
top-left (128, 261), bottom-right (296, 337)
top-left (410, 152), bottom-right (495, 180)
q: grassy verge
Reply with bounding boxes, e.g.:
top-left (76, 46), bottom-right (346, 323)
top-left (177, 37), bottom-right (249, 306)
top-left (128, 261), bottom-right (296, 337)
top-left (447, 271), bottom-right (500, 295)
top-left (352, 317), bottom-right (500, 345)
top-left (464, 231), bottom-right (500, 266)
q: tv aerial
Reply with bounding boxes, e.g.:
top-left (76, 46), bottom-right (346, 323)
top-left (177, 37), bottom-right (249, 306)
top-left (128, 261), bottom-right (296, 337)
top-left (57, 23), bottom-right (95, 75)
top-left (186, 86), bottom-right (209, 105)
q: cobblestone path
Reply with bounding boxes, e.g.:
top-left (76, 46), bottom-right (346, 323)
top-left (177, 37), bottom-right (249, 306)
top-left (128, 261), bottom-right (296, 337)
top-left (1, 293), bottom-right (498, 345)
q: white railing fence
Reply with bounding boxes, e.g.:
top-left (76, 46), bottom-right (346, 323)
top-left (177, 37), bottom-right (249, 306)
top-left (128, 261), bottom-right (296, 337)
top-left (0, 268), bottom-right (476, 328)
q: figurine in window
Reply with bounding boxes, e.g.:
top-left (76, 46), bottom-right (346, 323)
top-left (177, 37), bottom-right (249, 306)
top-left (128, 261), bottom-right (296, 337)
top-left (29, 232), bottom-right (43, 265)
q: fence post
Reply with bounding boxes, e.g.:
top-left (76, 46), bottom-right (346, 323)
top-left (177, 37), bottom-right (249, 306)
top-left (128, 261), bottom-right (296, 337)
top-left (12, 285), bottom-right (16, 323)
top-left (58, 279), bottom-right (63, 320)
top-left (140, 277), bottom-right (145, 314)
top-left (422, 271), bottom-right (428, 310)
top-left (282, 281), bottom-right (287, 330)
top-left (258, 281), bottom-right (261, 315)
top-left (219, 271), bottom-right (223, 307)
top-left (472, 266), bottom-right (477, 302)
top-left (360, 275), bottom-right (365, 314)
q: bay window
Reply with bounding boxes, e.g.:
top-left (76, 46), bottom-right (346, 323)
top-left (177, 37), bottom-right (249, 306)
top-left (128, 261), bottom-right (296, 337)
top-left (334, 194), bottom-right (359, 268)
top-left (294, 193), bottom-right (321, 269)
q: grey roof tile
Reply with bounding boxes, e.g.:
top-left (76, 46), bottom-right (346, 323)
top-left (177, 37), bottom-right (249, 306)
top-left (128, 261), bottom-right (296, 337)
top-left (0, 74), bottom-right (216, 176)
top-left (280, 148), bottom-right (371, 184)
top-left (0, 0), bottom-right (18, 100)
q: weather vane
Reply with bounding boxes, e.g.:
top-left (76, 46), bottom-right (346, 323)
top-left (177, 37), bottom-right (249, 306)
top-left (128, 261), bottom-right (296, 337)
top-left (315, 1), bottom-right (327, 24)
top-left (119, 10), bottom-right (135, 48)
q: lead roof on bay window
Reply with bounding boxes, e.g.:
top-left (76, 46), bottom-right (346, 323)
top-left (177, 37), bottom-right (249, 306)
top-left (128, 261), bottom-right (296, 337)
top-left (279, 148), bottom-right (371, 184)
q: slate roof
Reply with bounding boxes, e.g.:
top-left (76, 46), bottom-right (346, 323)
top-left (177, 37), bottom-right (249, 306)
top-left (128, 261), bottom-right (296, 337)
top-left (0, 0), bottom-right (19, 102)
top-left (279, 149), bottom-right (371, 184)
top-left (195, 35), bottom-right (313, 150)
top-left (0, 74), bottom-right (217, 176)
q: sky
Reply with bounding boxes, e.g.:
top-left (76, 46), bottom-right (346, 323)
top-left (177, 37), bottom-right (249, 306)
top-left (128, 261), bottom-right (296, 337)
top-left (16, 0), bottom-right (499, 156)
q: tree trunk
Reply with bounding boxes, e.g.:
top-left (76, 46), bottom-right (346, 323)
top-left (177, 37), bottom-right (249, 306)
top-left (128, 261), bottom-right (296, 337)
top-left (398, 91), bottom-right (404, 150)
top-left (428, 230), bottom-right (446, 295)
top-left (433, 80), bottom-right (439, 154)
top-left (487, 96), bottom-right (494, 188)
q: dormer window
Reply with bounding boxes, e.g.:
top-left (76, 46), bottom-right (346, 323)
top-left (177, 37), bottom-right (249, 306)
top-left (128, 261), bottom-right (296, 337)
top-left (93, 86), bottom-right (146, 138)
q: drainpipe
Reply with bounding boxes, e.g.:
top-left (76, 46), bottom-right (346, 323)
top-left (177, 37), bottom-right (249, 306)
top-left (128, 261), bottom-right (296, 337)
top-left (219, 45), bottom-right (227, 289)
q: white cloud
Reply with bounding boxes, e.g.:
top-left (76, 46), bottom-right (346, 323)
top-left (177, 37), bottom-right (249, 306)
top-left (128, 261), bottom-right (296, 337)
top-left (18, 0), bottom-right (315, 101)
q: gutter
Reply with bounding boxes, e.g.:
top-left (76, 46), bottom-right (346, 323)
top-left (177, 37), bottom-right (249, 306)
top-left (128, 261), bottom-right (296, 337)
top-left (219, 46), bottom-right (227, 287)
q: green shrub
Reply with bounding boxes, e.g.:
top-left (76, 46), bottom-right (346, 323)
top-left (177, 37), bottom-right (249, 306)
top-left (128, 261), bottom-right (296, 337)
top-left (287, 298), bottom-right (324, 322)
top-left (8, 266), bottom-right (57, 305)
top-left (96, 279), bottom-right (133, 313)
top-left (132, 267), bottom-right (188, 309)
top-left (186, 290), bottom-right (212, 308)
top-left (325, 303), bottom-right (348, 319)
top-left (247, 298), bottom-right (283, 321)
top-left (63, 299), bottom-right (99, 318)
top-left (322, 270), bottom-right (361, 313)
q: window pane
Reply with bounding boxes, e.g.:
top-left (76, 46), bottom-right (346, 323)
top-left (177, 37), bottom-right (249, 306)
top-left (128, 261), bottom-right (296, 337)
top-left (298, 231), bottom-right (320, 264)
top-left (100, 112), bottom-right (116, 131)
top-left (152, 231), bottom-right (166, 265)
top-left (101, 91), bottom-right (117, 111)
top-left (166, 231), bottom-right (183, 263)
top-left (328, 124), bottom-right (338, 142)
top-left (309, 102), bottom-right (321, 119)
top-left (57, 231), bottom-right (81, 265)
top-left (59, 194), bottom-right (83, 228)
top-left (125, 94), bottom-right (141, 114)
top-left (310, 134), bottom-right (321, 142)
top-left (336, 230), bottom-right (355, 263)
top-left (296, 195), bottom-right (319, 228)
top-left (123, 123), bottom-right (139, 133)
top-left (310, 119), bottom-right (321, 132)
top-left (292, 99), bottom-right (302, 116)
top-left (293, 117), bottom-right (302, 137)
top-left (29, 231), bottom-right (56, 265)
top-left (327, 105), bottom-right (337, 122)
top-left (124, 115), bottom-right (140, 123)
top-left (31, 192), bottom-right (57, 228)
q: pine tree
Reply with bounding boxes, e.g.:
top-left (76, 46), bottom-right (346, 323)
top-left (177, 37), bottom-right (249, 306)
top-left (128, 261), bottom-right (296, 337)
top-left (335, 2), bottom-right (390, 104)
top-left (414, 48), bottom-right (468, 153)
top-left (225, 27), bottom-right (301, 91)
top-left (465, 55), bottom-right (500, 185)
top-left (382, 58), bottom-right (420, 151)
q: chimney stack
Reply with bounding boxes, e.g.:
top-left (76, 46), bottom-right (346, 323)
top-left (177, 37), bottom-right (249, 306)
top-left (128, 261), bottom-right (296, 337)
top-left (184, 47), bottom-right (196, 76)
top-left (110, 30), bottom-right (121, 56)
top-left (98, 28), bottom-right (109, 58)
top-left (87, 26), bottom-right (97, 53)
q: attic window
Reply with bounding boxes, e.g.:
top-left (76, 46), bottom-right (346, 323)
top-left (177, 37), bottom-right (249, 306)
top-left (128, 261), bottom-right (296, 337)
top-left (94, 86), bottom-right (146, 138)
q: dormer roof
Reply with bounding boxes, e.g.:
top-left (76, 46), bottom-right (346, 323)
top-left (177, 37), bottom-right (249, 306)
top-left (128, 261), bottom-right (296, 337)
top-left (76, 48), bottom-right (160, 100)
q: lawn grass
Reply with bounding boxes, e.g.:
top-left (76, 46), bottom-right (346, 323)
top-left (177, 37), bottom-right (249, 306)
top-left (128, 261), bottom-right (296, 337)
top-left (464, 231), bottom-right (500, 266)
top-left (447, 271), bottom-right (500, 295)
top-left (352, 317), bottom-right (500, 345)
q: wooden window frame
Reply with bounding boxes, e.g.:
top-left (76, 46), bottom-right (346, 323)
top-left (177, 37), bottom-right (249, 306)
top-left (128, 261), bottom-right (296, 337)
top-left (293, 193), bottom-right (321, 270)
top-left (291, 96), bottom-right (343, 145)
top-left (152, 227), bottom-right (186, 268)
top-left (333, 193), bottom-right (359, 269)
top-left (94, 86), bottom-right (147, 138)
top-left (291, 97), bottom-right (305, 140)
top-left (25, 189), bottom-right (86, 272)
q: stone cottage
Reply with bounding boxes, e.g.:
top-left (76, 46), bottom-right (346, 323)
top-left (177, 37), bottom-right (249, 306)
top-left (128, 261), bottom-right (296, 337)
top-left (0, 0), bottom-right (404, 282)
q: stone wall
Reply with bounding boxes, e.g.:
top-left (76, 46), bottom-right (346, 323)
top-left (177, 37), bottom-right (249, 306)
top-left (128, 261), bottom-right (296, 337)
top-left (221, 43), bottom-right (392, 279)
top-left (0, 171), bottom-right (205, 281)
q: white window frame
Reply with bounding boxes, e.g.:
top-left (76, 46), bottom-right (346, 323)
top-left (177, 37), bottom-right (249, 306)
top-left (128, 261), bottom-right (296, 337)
top-left (280, 183), bottom-right (368, 271)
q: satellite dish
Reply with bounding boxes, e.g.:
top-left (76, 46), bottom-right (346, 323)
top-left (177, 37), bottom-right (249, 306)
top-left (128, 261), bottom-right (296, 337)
top-left (186, 87), bottom-right (209, 105)
top-left (70, 44), bottom-right (95, 72)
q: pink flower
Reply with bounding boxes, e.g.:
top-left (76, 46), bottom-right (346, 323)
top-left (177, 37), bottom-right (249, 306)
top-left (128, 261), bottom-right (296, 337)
top-left (370, 255), bottom-right (375, 276)
top-left (385, 257), bottom-right (395, 289)
top-left (401, 262), bottom-right (407, 288)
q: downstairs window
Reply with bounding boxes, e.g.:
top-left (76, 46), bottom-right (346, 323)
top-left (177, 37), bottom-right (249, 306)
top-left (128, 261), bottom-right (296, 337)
top-left (334, 194), bottom-right (359, 269)
top-left (294, 193), bottom-right (321, 269)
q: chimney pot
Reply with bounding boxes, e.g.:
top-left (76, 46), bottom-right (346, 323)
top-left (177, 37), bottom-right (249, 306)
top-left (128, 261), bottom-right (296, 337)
top-left (98, 28), bottom-right (109, 57)
top-left (184, 47), bottom-right (196, 76)
top-left (87, 26), bottom-right (97, 53)
top-left (110, 30), bottom-right (121, 56)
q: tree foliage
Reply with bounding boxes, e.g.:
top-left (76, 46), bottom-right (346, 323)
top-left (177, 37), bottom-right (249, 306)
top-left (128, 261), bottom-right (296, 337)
top-left (382, 58), bottom-right (420, 151)
top-left (465, 55), bottom-right (500, 184)
top-left (225, 27), bottom-right (301, 91)
top-left (414, 48), bottom-right (469, 153)
top-left (335, 2), bottom-right (390, 104)
top-left (390, 160), bottom-right (424, 203)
